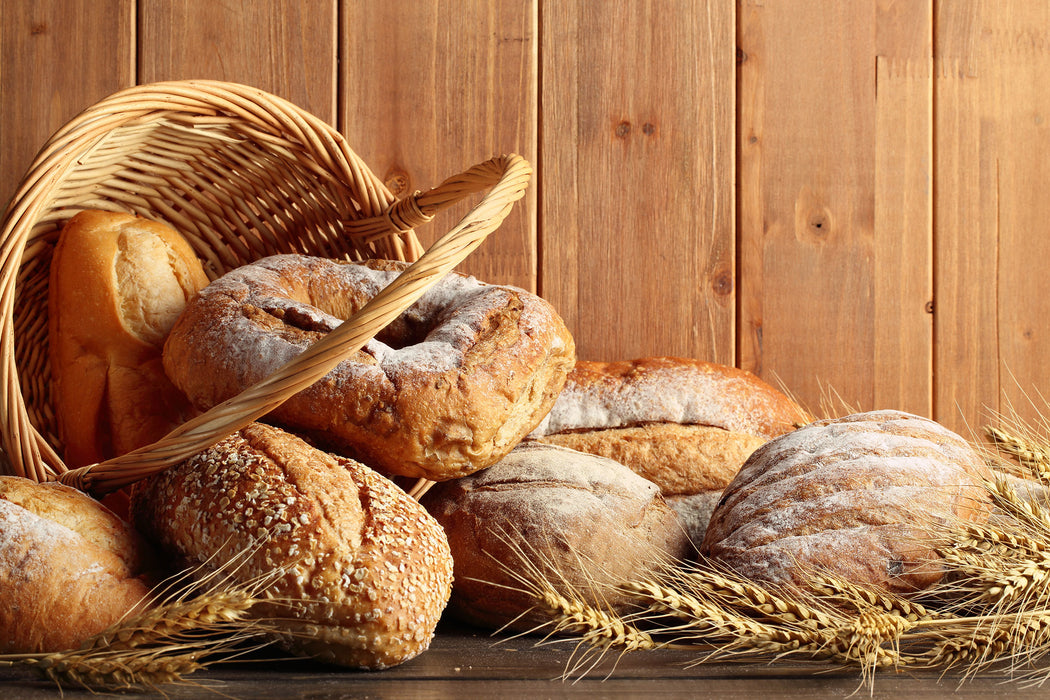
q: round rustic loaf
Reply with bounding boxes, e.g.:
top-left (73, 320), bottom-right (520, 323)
top-left (529, 357), bottom-right (809, 546)
top-left (130, 422), bottom-right (453, 669)
top-left (0, 476), bottom-right (155, 653)
top-left (700, 410), bottom-right (993, 594)
top-left (421, 442), bottom-right (691, 632)
top-left (163, 255), bottom-right (575, 481)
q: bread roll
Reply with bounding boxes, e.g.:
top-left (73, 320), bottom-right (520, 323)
top-left (529, 357), bottom-right (809, 545)
top-left (421, 442), bottom-right (690, 632)
top-left (701, 410), bottom-right (993, 594)
top-left (131, 422), bottom-right (453, 670)
top-left (0, 476), bottom-right (155, 653)
top-left (48, 210), bottom-right (210, 467)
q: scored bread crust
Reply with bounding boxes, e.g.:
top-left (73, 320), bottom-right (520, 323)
top-left (530, 357), bottom-right (809, 440)
top-left (162, 255), bottom-right (575, 481)
top-left (700, 410), bottom-right (993, 594)
top-left (130, 422), bottom-right (453, 670)
top-left (529, 358), bottom-right (808, 495)
top-left (0, 477), bottom-right (154, 653)
top-left (48, 210), bottom-right (210, 467)
top-left (421, 442), bottom-right (691, 632)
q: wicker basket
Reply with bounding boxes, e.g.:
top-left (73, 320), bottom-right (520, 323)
top-left (0, 79), bottom-right (531, 496)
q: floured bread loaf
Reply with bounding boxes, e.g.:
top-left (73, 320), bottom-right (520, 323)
top-left (529, 358), bottom-right (809, 545)
top-left (0, 476), bottom-right (155, 653)
top-left (421, 442), bottom-right (690, 632)
top-left (131, 422), bottom-right (453, 669)
top-left (701, 410), bottom-right (993, 593)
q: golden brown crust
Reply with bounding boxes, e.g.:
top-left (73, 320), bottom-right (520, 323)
top-left (529, 357), bottom-right (808, 497)
top-left (700, 410), bottom-right (993, 594)
top-left (531, 358), bottom-right (809, 439)
top-left (162, 255), bottom-right (575, 481)
top-left (48, 210), bottom-right (209, 467)
top-left (535, 424), bottom-right (767, 495)
top-left (0, 477), bottom-right (154, 653)
top-left (421, 442), bottom-right (690, 632)
top-left (131, 422), bottom-right (453, 670)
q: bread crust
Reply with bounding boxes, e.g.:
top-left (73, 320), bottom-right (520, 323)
top-left (529, 358), bottom-right (808, 544)
top-left (530, 357), bottom-right (808, 440)
top-left (421, 442), bottom-right (690, 632)
top-left (700, 410), bottom-right (993, 594)
top-left (48, 210), bottom-right (209, 467)
top-left (162, 255), bottom-right (575, 481)
top-left (131, 422), bottom-right (453, 670)
top-left (0, 477), bottom-right (154, 653)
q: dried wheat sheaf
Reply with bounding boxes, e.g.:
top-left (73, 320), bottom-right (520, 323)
top-left (497, 409), bottom-right (1050, 694)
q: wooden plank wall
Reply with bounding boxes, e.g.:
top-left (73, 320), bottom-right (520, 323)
top-left (3, 1), bottom-right (1049, 440)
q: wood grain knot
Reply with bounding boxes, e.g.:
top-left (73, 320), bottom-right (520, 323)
top-left (711, 268), bottom-right (733, 297)
top-left (615, 121), bottom-right (632, 139)
top-left (794, 186), bottom-right (834, 244)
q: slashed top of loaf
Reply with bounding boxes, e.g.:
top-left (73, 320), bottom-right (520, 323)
top-left (700, 410), bottom-right (992, 591)
top-left (529, 357), bottom-right (805, 439)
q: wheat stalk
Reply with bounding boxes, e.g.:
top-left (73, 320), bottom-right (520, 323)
top-left (987, 425), bottom-right (1050, 483)
top-left (0, 544), bottom-right (288, 691)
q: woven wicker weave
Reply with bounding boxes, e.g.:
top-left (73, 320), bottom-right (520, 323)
top-left (0, 79), bottom-right (531, 495)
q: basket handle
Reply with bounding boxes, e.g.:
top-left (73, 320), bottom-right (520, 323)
top-left (59, 153), bottom-right (532, 495)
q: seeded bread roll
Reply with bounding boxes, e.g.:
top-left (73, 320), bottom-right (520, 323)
top-left (48, 210), bottom-right (210, 467)
top-left (529, 358), bottom-right (809, 545)
top-left (421, 442), bottom-right (690, 632)
top-left (701, 410), bottom-right (993, 594)
top-left (131, 422), bottom-right (453, 669)
top-left (0, 476), bottom-right (155, 653)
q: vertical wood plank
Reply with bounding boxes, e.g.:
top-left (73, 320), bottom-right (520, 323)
top-left (138, 0), bottom-right (337, 124)
top-left (340, 1), bottom-right (538, 291)
top-left (873, 0), bottom-right (933, 417)
top-left (935, 1), bottom-right (1050, 435)
top-left (0, 0), bottom-right (134, 212)
top-left (541, 0), bottom-right (736, 365)
top-left (738, 0), bottom-right (879, 415)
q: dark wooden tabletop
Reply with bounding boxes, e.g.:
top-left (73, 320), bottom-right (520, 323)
top-left (2, 622), bottom-right (1047, 700)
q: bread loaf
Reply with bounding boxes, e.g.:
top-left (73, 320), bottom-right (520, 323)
top-left (0, 476), bottom-right (155, 653)
top-left (421, 442), bottom-right (690, 632)
top-left (48, 210), bottom-right (210, 467)
top-left (131, 422), bottom-right (453, 669)
top-left (701, 410), bottom-right (993, 594)
top-left (529, 358), bottom-right (809, 545)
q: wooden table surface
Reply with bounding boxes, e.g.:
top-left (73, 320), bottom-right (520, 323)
top-left (1, 622), bottom-right (1045, 699)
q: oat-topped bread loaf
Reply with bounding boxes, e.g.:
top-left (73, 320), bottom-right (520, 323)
top-left (0, 477), bottom-right (156, 653)
top-left (529, 357), bottom-right (809, 546)
top-left (701, 410), bottom-right (993, 594)
top-left (422, 442), bottom-right (690, 632)
top-left (131, 422), bottom-right (453, 669)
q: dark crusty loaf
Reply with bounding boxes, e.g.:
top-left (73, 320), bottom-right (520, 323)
top-left (131, 422), bottom-right (453, 669)
top-left (421, 442), bottom-right (690, 632)
top-left (700, 410), bottom-right (993, 594)
top-left (0, 476), bottom-right (155, 653)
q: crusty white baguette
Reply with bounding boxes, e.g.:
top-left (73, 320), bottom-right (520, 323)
top-left (131, 422), bottom-right (454, 670)
top-left (48, 210), bottom-right (210, 468)
top-left (0, 476), bottom-right (155, 653)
